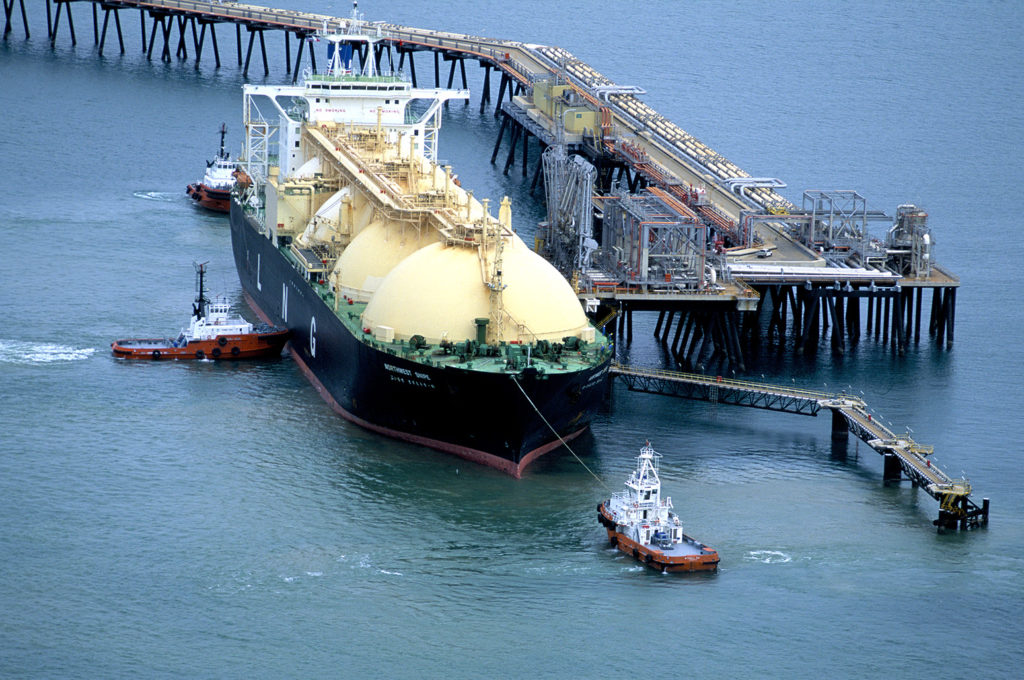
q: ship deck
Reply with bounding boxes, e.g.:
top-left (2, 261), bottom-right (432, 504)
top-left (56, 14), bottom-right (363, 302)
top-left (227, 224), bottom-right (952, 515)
top-left (649, 537), bottom-right (714, 559)
top-left (278, 244), bottom-right (611, 376)
top-left (112, 338), bottom-right (176, 349)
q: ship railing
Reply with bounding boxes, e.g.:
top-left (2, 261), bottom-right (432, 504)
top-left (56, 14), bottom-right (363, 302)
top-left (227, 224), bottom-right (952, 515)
top-left (495, 309), bottom-right (538, 345)
top-left (307, 73), bottom-right (406, 84)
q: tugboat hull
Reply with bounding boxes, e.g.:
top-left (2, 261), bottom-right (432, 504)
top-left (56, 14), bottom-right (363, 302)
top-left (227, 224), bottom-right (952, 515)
top-left (598, 503), bottom-right (720, 573)
top-left (187, 184), bottom-right (231, 213)
top-left (230, 203), bottom-right (610, 476)
top-left (111, 329), bottom-right (289, 360)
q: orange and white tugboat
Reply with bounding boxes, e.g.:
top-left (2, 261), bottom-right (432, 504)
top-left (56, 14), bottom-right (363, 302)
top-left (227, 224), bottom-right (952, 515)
top-left (111, 262), bottom-right (289, 360)
top-left (186, 124), bottom-right (235, 213)
top-left (598, 442), bottom-right (720, 572)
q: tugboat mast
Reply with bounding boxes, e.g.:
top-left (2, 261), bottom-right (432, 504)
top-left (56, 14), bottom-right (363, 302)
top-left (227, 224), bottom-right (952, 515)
top-left (217, 123), bottom-right (228, 161)
top-left (193, 261), bottom-right (210, 320)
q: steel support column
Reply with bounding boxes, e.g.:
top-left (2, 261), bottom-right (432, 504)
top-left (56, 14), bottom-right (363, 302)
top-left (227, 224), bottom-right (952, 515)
top-left (194, 21), bottom-right (205, 68)
top-left (3, 0), bottom-right (30, 39)
top-left (210, 22), bottom-right (220, 67)
top-left (291, 33), bottom-right (305, 82)
top-left (98, 6), bottom-right (109, 55)
top-left (258, 27), bottom-right (268, 75)
top-left (914, 287), bottom-right (923, 342)
top-left (494, 72), bottom-right (509, 117)
top-left (242, 27), bottom-right (255, 76)
top-left (490, 114), bottom-right (509, 164)
top-left (502, 123), bottom-right (521, 175)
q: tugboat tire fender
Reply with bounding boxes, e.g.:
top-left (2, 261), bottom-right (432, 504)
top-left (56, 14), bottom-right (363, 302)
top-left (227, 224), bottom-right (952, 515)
top-left (218, 337), bottom-right (228, 347)
top-left (231, 346), bottom-right (240, 356)
top-left (212, 347), bottom-right (222, 358)
top-left (152, 350), bottom-right (161, 359)
top-left (195, 350), bottom-right (205, 360)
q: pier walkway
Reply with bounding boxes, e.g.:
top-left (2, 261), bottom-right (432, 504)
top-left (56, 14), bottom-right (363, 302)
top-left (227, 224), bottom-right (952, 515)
top-left (610, 362), bottom-right (987, 529)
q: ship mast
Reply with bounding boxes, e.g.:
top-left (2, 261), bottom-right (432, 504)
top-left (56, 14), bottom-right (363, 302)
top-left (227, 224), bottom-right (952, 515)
top-left (323, 1), bottom-right (377, 78)
top-left (217, 123), bottom-right (228, 160)
top-left (486, 199), bottom-right (507, 344)
top-left (193, 261), bottom-right (210, 320)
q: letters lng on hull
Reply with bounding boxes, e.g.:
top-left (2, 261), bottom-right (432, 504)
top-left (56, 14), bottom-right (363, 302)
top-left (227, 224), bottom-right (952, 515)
top-left (229, 6), bottom-right (612, 474)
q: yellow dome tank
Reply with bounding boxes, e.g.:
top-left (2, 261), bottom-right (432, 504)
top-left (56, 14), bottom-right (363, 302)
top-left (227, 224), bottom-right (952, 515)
top-left (362, 234), bottom-right (591, 344)
top-left (334, 220), bottom-right (442, 302)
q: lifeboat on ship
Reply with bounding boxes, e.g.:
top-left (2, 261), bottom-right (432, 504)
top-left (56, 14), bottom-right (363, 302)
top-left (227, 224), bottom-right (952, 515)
top-left (186, 123), bottom-right (236, 213)
top-left (111, 262), bottom-right (289, 360)
top-left (598, 442), bottom-right (719, 573)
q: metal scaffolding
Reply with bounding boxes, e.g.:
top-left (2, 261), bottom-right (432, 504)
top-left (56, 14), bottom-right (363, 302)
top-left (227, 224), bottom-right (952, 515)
top-left (799, 190), bottom-right (890, 263)
top-left (597, 187), bottom-right (711, 290)
top-left (541, 146), bottom-right (596, 277)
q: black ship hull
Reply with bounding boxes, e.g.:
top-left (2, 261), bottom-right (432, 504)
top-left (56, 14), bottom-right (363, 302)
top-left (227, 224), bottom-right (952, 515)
top-left (230, 202), bottom-right (609, 476)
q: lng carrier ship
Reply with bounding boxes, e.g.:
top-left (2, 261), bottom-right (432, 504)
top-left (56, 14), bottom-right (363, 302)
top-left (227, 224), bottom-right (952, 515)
top-left (230, 8), bottom-right (611, 476)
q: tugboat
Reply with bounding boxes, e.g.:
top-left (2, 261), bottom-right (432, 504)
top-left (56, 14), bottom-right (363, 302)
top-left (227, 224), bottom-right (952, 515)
top-left (112, 262), bottom-right (289, 360)
top-left (598, 442), bottom-right (720, 572)
top-left (186, 124), bottom-right (235, 213)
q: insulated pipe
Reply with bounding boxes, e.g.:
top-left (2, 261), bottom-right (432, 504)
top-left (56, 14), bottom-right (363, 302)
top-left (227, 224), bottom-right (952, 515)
top-left (723, 177), bottom-right (786, 195)
top-left (593, 85), bottom-right (647, 101)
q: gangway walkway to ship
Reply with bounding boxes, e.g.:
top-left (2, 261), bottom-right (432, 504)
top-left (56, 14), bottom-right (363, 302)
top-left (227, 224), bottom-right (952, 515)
top-left (610, 362), bottom-right (988, 530)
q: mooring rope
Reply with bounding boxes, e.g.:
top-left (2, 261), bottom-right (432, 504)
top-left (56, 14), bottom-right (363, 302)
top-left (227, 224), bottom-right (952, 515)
top-left (510, 375), bottom-right (609, 490)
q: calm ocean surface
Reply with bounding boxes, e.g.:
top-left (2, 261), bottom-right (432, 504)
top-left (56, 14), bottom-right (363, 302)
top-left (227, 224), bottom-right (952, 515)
top-left (2, 1), bottom-right (1022, 677)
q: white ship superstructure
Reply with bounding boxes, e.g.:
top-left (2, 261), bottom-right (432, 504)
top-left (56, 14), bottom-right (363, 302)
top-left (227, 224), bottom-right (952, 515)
top-left (598, 442), bottom-right (719, 572)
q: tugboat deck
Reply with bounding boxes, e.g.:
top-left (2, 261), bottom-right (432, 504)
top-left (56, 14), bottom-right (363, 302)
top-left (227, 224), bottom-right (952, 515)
top-left (113, 338), bottom-right (176, 349)
top-left (652, 537), bottom-right (713, 559)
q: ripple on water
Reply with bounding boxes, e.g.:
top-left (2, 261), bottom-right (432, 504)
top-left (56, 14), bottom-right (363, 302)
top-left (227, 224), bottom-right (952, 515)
top-left (0, 339), bottom-right (97, 365)
top-left (132, 190), bottom-right (180, 202)
top-left (746, 550), bottom-right (792, 564)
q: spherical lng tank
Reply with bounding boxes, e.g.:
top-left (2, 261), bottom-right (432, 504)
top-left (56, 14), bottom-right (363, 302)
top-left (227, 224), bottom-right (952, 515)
top-left (361, 234), bottom-right (591, 344)
top-left (333, 219), bottom-right (443, 302)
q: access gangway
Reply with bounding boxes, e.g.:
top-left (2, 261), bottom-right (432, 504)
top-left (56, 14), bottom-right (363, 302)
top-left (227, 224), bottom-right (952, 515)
top-left (610, 362), bottom-right (988, 530)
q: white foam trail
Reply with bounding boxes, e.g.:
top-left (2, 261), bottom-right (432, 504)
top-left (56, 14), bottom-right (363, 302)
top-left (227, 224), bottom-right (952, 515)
top-left (132, 190), bottom-right (179, 202)
top-left (746, 550), bottom-right (792, 564)
top-left (0, 339), bottom-right (97, 365)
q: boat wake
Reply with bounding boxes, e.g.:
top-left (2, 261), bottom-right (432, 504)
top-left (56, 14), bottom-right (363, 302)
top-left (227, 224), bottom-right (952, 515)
top-left (745, 550), bottom-right (792, 564)
top-left (132, 190), bottom-right (180, 202)
top-left (0, 339), bottom-right (96, 365)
